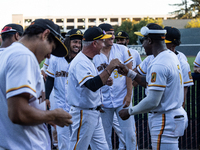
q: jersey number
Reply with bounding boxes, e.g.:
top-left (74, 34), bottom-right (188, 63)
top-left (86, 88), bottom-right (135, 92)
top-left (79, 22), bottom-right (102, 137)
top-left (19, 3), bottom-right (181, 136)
top-left (114, 70), bottom-right (122, 78)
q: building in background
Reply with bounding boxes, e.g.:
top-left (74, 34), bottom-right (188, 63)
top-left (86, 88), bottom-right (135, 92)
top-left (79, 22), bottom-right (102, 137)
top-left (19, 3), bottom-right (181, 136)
top-left (12, 14), bottom-right (172, 32)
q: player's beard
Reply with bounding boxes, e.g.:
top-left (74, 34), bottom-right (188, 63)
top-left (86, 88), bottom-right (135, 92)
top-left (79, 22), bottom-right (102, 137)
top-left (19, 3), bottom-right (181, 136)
top-left (118, 42), bottom-right (126, 46)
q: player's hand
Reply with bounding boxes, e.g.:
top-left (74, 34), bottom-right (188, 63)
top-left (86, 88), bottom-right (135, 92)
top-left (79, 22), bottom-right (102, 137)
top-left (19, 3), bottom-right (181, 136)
top-left (109, 58), bottom-right (121, 68)
top-left (132, 80), bottom-right (138, 87)
top-left (41, 70), bottom-right (47, 81)
top-left (117, 64), bottom-right (129, 76)
top-left (119, 109), bottom-right (130, 120)
top-left (105, 77), bottom-right (113, 86)
top-left (45, 99), bottom-right (51, 110)
top-left (50, 108), bottom-right (73, 127)
top-left (123, 95), bottom-right (131, 108)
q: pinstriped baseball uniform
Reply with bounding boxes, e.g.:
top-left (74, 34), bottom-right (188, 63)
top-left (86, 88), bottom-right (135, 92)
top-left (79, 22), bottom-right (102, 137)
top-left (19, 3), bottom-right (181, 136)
top-left (129, 48), bottom-right (142, 69)
top-left (93, 43), bottom-right (138, 150)
top-left (46, 56), bottom-right (71, 150)
top-left (146, 50), bottom-right (188, 149)
top-left (67, 51), bottom-right (108, 150)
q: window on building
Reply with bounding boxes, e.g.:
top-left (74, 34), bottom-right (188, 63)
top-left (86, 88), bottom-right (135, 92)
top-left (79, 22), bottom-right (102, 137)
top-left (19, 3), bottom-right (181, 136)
top-left (155, 17), bottom-right (164, 20)
top-left (88, 18), bottom-right (96, 23)
top-left (78, 18), bottom-right (85, 22)
top-left (24, 19), bottom-right (32, 23)
top-left (133, 18), bottom-right (141, 21)
top-left (110, 18), bottom-right (118, 22)
top-left (67, 26), bottom-right (74, 29)
top-left (99, 18), bottom-right (107, 23)
top-left (59, 26), bottom-right (64, 30)
top-left (67, 19), bottom-right (74, 22)
top-left (78, 26), bottom-right (85, 29)
top-left (122, 18), bottom-right (130, 22)
top-left (56, 19), bottom-right (64, 23)
top-left (88, 26), bottom-right (94, 28)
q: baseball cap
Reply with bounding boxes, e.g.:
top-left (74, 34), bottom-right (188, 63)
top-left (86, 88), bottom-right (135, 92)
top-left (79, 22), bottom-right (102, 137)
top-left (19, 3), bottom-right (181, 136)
top-left (30, 19), bottom-right (68, 57)
top-left (115, 31), bottom-right (129, 39)
top-left (83, 27), bottom-right (112, 41)
top-left (134, 23), bottom-right (166, 40)
top-left (164, 26), bottom-right (181, 46)
top-left (98, 23), bottom-right (114, 32)
top-left (1, 24), bottom-right (23, 36)
top-left (69, 29), bottom-right (83, 40)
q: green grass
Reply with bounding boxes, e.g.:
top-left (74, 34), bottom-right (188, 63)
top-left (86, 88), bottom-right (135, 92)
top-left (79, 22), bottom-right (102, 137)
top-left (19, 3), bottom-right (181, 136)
top-left (141, 56), bottom-right (195, 72)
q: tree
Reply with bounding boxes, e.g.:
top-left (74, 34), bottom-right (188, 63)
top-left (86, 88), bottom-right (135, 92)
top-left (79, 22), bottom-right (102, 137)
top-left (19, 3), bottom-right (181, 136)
top-left (169, 0), bottom-right (193, 19)
top-left (114, 18), bottom-right (164, 45)
top-left (185, 18), bottom-right (200, 28)
top-left (189, 0), bottom-right (200, 17)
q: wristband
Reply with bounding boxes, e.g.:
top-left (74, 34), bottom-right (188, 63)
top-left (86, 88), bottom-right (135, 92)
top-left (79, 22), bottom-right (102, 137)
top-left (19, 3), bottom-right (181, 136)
top-left (127, 69), bottom-right (137, 80)
top-left (105, 68), bottom-right (111, 76)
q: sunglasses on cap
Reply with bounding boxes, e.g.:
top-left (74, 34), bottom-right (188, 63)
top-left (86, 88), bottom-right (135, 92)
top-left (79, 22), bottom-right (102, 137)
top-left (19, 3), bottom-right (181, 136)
top-left (140, 26), bottom-right (166, 36)
top-left (46, 24), bottom-right (64, 41)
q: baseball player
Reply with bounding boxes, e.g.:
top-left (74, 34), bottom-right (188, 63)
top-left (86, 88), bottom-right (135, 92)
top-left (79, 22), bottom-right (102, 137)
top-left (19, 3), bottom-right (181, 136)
top-left (67, 27), bottom-right (121, 150)
top-left (136, 26), bottom-right (193, 107)
top-left (193, 51), bottom-right (200, 73)
top-left (94, 23), bottom-right (138, 150)
top-left (118, 23), bottom-right (188, 150)
top-left (115, 31), bottom-right (142, 69)
top-left (0, 23), bottom-right (23, 55)
top-left (0, 19), bottom-right (72, 150)
top-left (45, 28), bottom-right (83, 150)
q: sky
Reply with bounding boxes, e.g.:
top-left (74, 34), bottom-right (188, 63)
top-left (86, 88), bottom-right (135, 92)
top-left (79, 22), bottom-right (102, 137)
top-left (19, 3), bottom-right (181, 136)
top-left (0, 0), bottom-right (185, 29)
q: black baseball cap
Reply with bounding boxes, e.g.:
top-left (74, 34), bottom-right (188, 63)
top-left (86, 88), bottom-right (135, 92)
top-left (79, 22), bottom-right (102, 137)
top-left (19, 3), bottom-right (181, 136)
top-left (83, 27), bottom-right (112, 41)
top-left (29, 19), bottom-right (68, 57)
top-left (115, 31), bottom-right (129, 39)
top-left (164, 26), bottom-right (181, 46)
top-left (69, 29), bottom-right (83, 40)
top-left (98, 23), bottom-right (114, 32)
top-left (1, 24), bottom-right (23, 36)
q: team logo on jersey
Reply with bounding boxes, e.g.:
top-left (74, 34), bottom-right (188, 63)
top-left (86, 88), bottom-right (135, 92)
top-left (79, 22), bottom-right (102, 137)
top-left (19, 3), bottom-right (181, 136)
top-left (118, 32), bottom-right (122, 36)
top-left (97, 63), bottom-right (108, 72)
top-left (151, 72), bottom-right (156, 83)
top-left (128, 50), bottom-right (131, 57)
top-left (188, 71), bottom-right (192, 79)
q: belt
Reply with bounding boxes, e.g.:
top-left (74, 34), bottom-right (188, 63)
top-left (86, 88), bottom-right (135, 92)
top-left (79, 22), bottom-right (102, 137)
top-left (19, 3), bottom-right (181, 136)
top-left (89, 105), bottom-right (102, 111)
top-left (72, 105), bottom-right (102, 111)
top-left (149, 111), bottom-right (157, 114)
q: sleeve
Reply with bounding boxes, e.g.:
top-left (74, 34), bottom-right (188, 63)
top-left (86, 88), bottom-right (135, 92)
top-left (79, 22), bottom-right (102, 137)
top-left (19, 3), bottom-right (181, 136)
top-left (43, 58), bottom-right (49, 67)
top-left (147, 64), bottom-right (167, 91)
top-left (6, 55), bottom-right (38, 99)
top-left (182, 61), bottom-right (194, 87)
top-left (46, 57), bottom-right (56, 78)
top-left (194, 51), bottom-right (200, 67)
top-left (135, 51), bottom-right (142, 66)
top-left (137, 56), bottom-right (149, 75)
top-left (75, 61), bottom-right (95, 87)
top-left (124, 47), bottom-right (133, 65)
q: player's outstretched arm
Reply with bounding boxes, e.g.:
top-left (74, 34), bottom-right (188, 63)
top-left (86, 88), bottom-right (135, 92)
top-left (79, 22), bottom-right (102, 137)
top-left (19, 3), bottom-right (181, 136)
top-left (123, 61), bottom-right (133, 108)
top-left (7, 93), bottom-right (72, 127)
top-left (117, 64), bottom-right (147, 88)
top-left (119, 90), bottom-right (163, 120)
